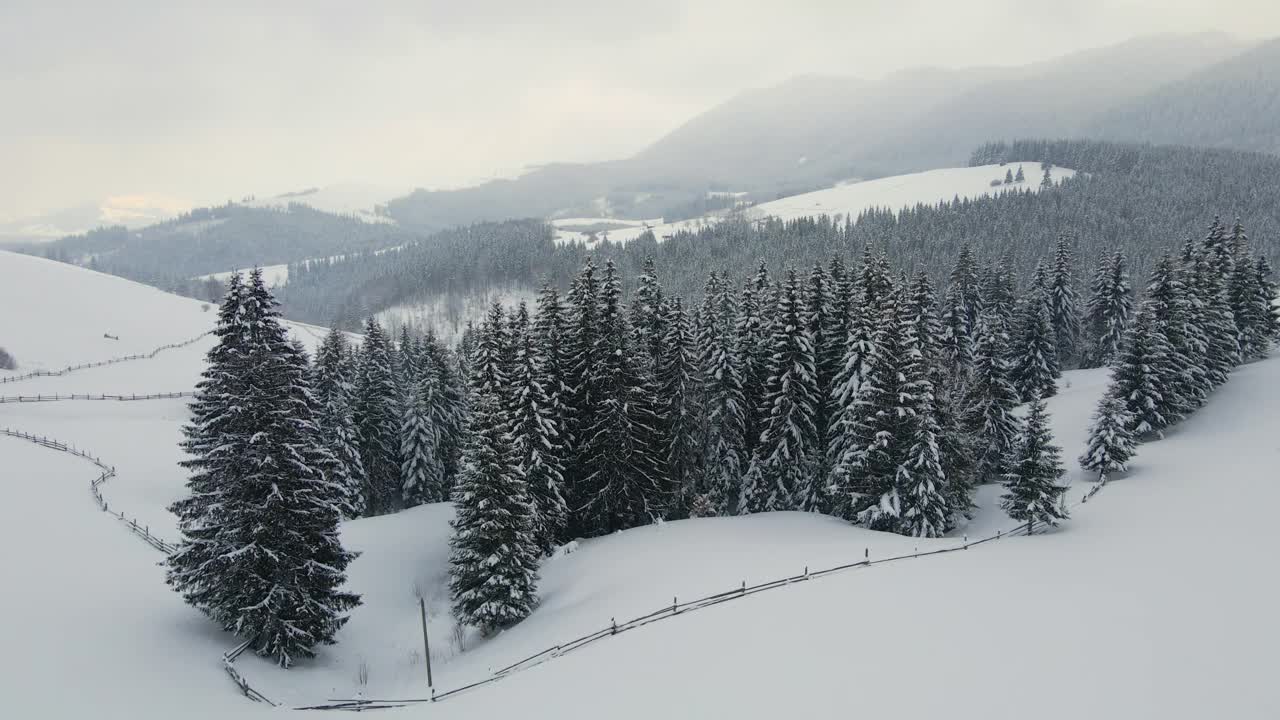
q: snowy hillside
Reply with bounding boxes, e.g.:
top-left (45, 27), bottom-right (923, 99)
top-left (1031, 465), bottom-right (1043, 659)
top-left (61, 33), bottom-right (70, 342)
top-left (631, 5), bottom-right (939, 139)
top-left (243, 182), bottom-right (406, 224)
top-left (554, 162), bottom-right (1074, 246)
top-left (2, 247), bottom-right (1277, 719)
top-left (377, 284), bottom-right (540, 348)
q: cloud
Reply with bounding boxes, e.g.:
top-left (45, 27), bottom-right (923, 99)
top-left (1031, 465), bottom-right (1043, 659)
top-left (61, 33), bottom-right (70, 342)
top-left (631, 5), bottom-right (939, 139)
top-left (3, 0), bottom-right (1279, 218)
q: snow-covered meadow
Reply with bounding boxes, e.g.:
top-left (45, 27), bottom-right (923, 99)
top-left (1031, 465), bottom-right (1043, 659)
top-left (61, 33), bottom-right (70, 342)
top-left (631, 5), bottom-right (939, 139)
top-left (1, 248), bottom-right (1277, 719)
top-left (553, 163), bottom-right (1074, 247)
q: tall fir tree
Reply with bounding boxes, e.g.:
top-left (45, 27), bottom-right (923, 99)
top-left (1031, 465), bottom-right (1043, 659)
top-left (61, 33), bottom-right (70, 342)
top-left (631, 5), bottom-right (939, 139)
top-left (657, 297), bottom-right (703, 515)
top-left (696, 271), bottom-right (748, 515)
top-left (448, 392), bottom-right (540, 634)
top-left (960, 314), bottom-right (1022, 484)
top-left (312, 327), bottom-right (367, 517)
top-left (508, 304), bottom-right (569, 554)
top-left (578, 261), bottom-right (669, 534)
top-left (629, 255), bottom-right (667, 374)
top-left (1109, 303), bottom-right (1176, 437)
top-left (1082, 251), bottom-right (1133, 368)
top-left (399, 368), bottom-right (445, 507)
top-left (740, 269), bottom-right (821, 514)
top-left (1079, 392), bottom-right (1137, 481)
top-left (1145, 256), bottom-right (1207, 420)
top-left (353, 318), bottom-right (402, 515)
top-left (1000, 395), bottom-right (1068, 534)
top-left (563, 259), bottom-right (602, 535)
top-left (1009, 287), bottom-right (1060, 402)
top-left (168, 270), bottom-right (359, 668)
top-left (736, 261), bottom-right (773, 460)
top-left (1047, 236), bottom-right (1083, 368)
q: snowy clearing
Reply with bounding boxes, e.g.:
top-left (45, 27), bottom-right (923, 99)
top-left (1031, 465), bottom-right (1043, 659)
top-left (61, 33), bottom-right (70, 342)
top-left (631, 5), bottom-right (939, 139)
top-left (554, 162), bottom-right (1074, 247)
top-left (1, 249), bottom-right (1276, 719)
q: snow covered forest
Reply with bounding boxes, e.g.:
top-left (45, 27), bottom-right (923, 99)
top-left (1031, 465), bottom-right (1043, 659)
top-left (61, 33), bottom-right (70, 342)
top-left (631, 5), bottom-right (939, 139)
top-left (277, 140), bottom-right (1280, 330)
top-left (168, 214), bottom-right (1278, 661)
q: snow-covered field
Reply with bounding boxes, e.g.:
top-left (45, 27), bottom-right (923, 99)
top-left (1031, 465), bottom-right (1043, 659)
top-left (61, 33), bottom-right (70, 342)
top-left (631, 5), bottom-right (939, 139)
top-left (243, 182), bottom-right (405, 224)
top-left (555, 163), bottom-right (1074, 246)
top-left (376, 285), bottom-right (540, 349)
top-left (1, 248), bottom-right (1277, 719)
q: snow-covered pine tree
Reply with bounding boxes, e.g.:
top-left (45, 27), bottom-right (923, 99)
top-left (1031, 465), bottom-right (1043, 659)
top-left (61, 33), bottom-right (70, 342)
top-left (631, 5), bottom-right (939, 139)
top-left (418, 330), bottom-right (467, 490)
top-left (563, 259), bottom-right (602, 536)
top-left (1227, 220), bottom-right (1268, 362)
top-left (804, 262), bottom-right (837, 497)
top-left (950, 243), bottom-right (982, 344)
top-left (960, 314), bottom-right (1022, 484)
top-left (736, 261), bottom-right (772, 459)
top-left (312, 327), bottom-right (367, 517)
top-left (696, 271), bottom-right (747, 515)
top-left (1004, 168), bottom-right (1014, 184)
top-left (979, 257), bottom-right (1018, 337)
top-left (448, 391), bottom-right (540, 634)
top-left (1015, 164), bottom-right (1026, 182)
top-left (168, 269), bottom-right (359, 668)
top-left (1144, 256), bottom-right (1206, 420)
top-left (1082, 251), bottom-right (1133, 368)
top-left (1047, 236), bottom-right (1083, 369)
top-left (657, 297), bottom-right (702, 515)
top-left (835, 286), bottom-right (911, 530)
top-left (1255, 256), bottom-right (1280, 344)
top-left (896, 280), bottom-right (951, 538)
top-left (578, 261), bottom-right (668, 534)
top-left (354, 318), bottom-right (402, 515)
top-left (1009, 286), bottom-right (1060, 402)
top-left (1079, 392), bottom-right (1137, 482)
top-left (400, 369), bottom-right (444, 507)
top-left (1186, 240), bottom-right (1240, 387)
top-left (740, 269), bottom-right (821, 514)
top-left (629, 255), bottom-right (667, 374)
top-left (1000, 395), bottom-right (1068, 534)
top-left (826, 256), bottom-right (886, 505)
top-left (508, 303), bottom-right (568, 555)
top-left (1109, 303), bottom-right (1176, 437)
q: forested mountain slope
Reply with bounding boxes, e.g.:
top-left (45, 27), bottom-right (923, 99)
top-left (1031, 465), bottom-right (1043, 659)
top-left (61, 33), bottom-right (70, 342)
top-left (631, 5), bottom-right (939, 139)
top-left (282, 140), bottom-right (1280, 329)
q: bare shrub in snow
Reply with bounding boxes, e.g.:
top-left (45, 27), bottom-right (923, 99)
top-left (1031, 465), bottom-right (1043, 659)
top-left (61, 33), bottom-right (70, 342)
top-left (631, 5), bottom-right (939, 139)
top-left (0, 346), bottom-right (15, 370)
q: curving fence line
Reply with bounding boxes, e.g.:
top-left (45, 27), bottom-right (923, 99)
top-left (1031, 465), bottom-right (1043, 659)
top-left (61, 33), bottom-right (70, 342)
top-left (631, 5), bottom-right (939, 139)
top-left (0, 332), bottom-right (211, 385)
top-left (0, 392), bottom-right (194, 404)
top-left (304, 487), bottom-right (1102, 712)
top-left (0, 426), bottom-right (276, 706)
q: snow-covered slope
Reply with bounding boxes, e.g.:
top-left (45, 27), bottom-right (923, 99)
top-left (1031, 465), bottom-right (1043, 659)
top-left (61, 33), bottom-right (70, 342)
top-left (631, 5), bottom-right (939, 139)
top-left (556, 162), bottom-right (1074, 246)
top-left (2, 246), bottom-right (1276, 719)
top-left (244, 182), bottom-right (405, 224)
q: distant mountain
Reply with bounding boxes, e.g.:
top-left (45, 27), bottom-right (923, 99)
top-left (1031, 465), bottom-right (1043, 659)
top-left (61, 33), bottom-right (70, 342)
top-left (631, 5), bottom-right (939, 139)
top-left (383, 33), bottom-right (1254, 230)
top-left (1083, 37), bottom-right (1280, 154)
top-left (0, 195), bottom-right (186, 245)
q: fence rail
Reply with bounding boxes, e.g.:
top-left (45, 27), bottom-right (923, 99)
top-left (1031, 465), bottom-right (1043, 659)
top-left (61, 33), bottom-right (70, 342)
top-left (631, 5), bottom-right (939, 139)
top-left (303, 490), bottom-right (1102, 712)
top-left (0, 392), bottom-right (194, 404)
top-left (0, 426), bottom-right (274, 706)
top-left (0, 332), bottom-right (210, 385)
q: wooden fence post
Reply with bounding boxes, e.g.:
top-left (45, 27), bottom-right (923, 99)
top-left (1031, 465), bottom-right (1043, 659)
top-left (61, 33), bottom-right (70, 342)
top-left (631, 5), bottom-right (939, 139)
top-left (419, 597), bottom-right (434, 690)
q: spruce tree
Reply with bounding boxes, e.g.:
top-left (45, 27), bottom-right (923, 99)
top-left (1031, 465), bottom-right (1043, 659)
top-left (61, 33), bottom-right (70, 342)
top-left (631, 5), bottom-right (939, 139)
top-left (1000, 395), bottom-right (1068, 534)
top-left (312, 327), bottom-right (367, 517)
top-left (578, 261), bottom-right (668, 534)
top-left (1009, 288), bottom-right (1060, 402)
top-left (804, 262), bottom-right (837, 497)
top-left (697, 271), bottom-right (747, 515)
top-left (1079, 392), bottom-right (1137, 481)
top-left (836, 286), bottom-right (911, 530)
top-left (353, 318), bottom-right (402, 515)
top-left (1047, 236), bottom-right (1083, 368)
top-left (960, 315), bottom-right (1022, 484)
top-left (629, 255), bottom-right (667, 374)
top-left (1110, 303), bottom-right (1176, 437)
top-left (400, 369), bottom-right (444, 507)
top-left (1082, 251), bottom-right (1133, 368)
top-left (896, 280), bottom-right (951, 538)
top-left (657, 297), bottom-right (702, 515)
top-left (532, 281), bottom-right (574, 538)
top-left (1145, 256), bottom-right (1207, 419)
top-left (418, 331), bottom-right (466, 491)
top-left (1255, 257), bottom-right (1280, 344)
top-left (736, 261), bottom-right (772, 459)
top-left (563, 258), bottom-right (602, 535)
top-left (1187, 243), bottom-right (1239, 387)
top-left (448, 392), bottom-right (540, 634)
top-left (168, 270), bottom-right (359, 668)
top-left (740, 269), bottom-right (821, 514)
top-left (508, 305), bottom-right (569, 554)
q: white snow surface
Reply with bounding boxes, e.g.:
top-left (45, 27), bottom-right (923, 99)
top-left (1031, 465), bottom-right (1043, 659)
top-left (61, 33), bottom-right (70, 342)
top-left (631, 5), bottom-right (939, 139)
top-left (1, 249), bottom-right (1277, 719)
top-left (243, 182), bottom-right (404, 224)
top-left (557, 162), bottom-right (1074, 246)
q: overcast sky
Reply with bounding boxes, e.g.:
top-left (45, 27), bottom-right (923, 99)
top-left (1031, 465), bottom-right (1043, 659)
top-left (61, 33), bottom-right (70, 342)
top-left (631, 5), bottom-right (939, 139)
top-left (4, 0), bottom-right (1279, 220)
